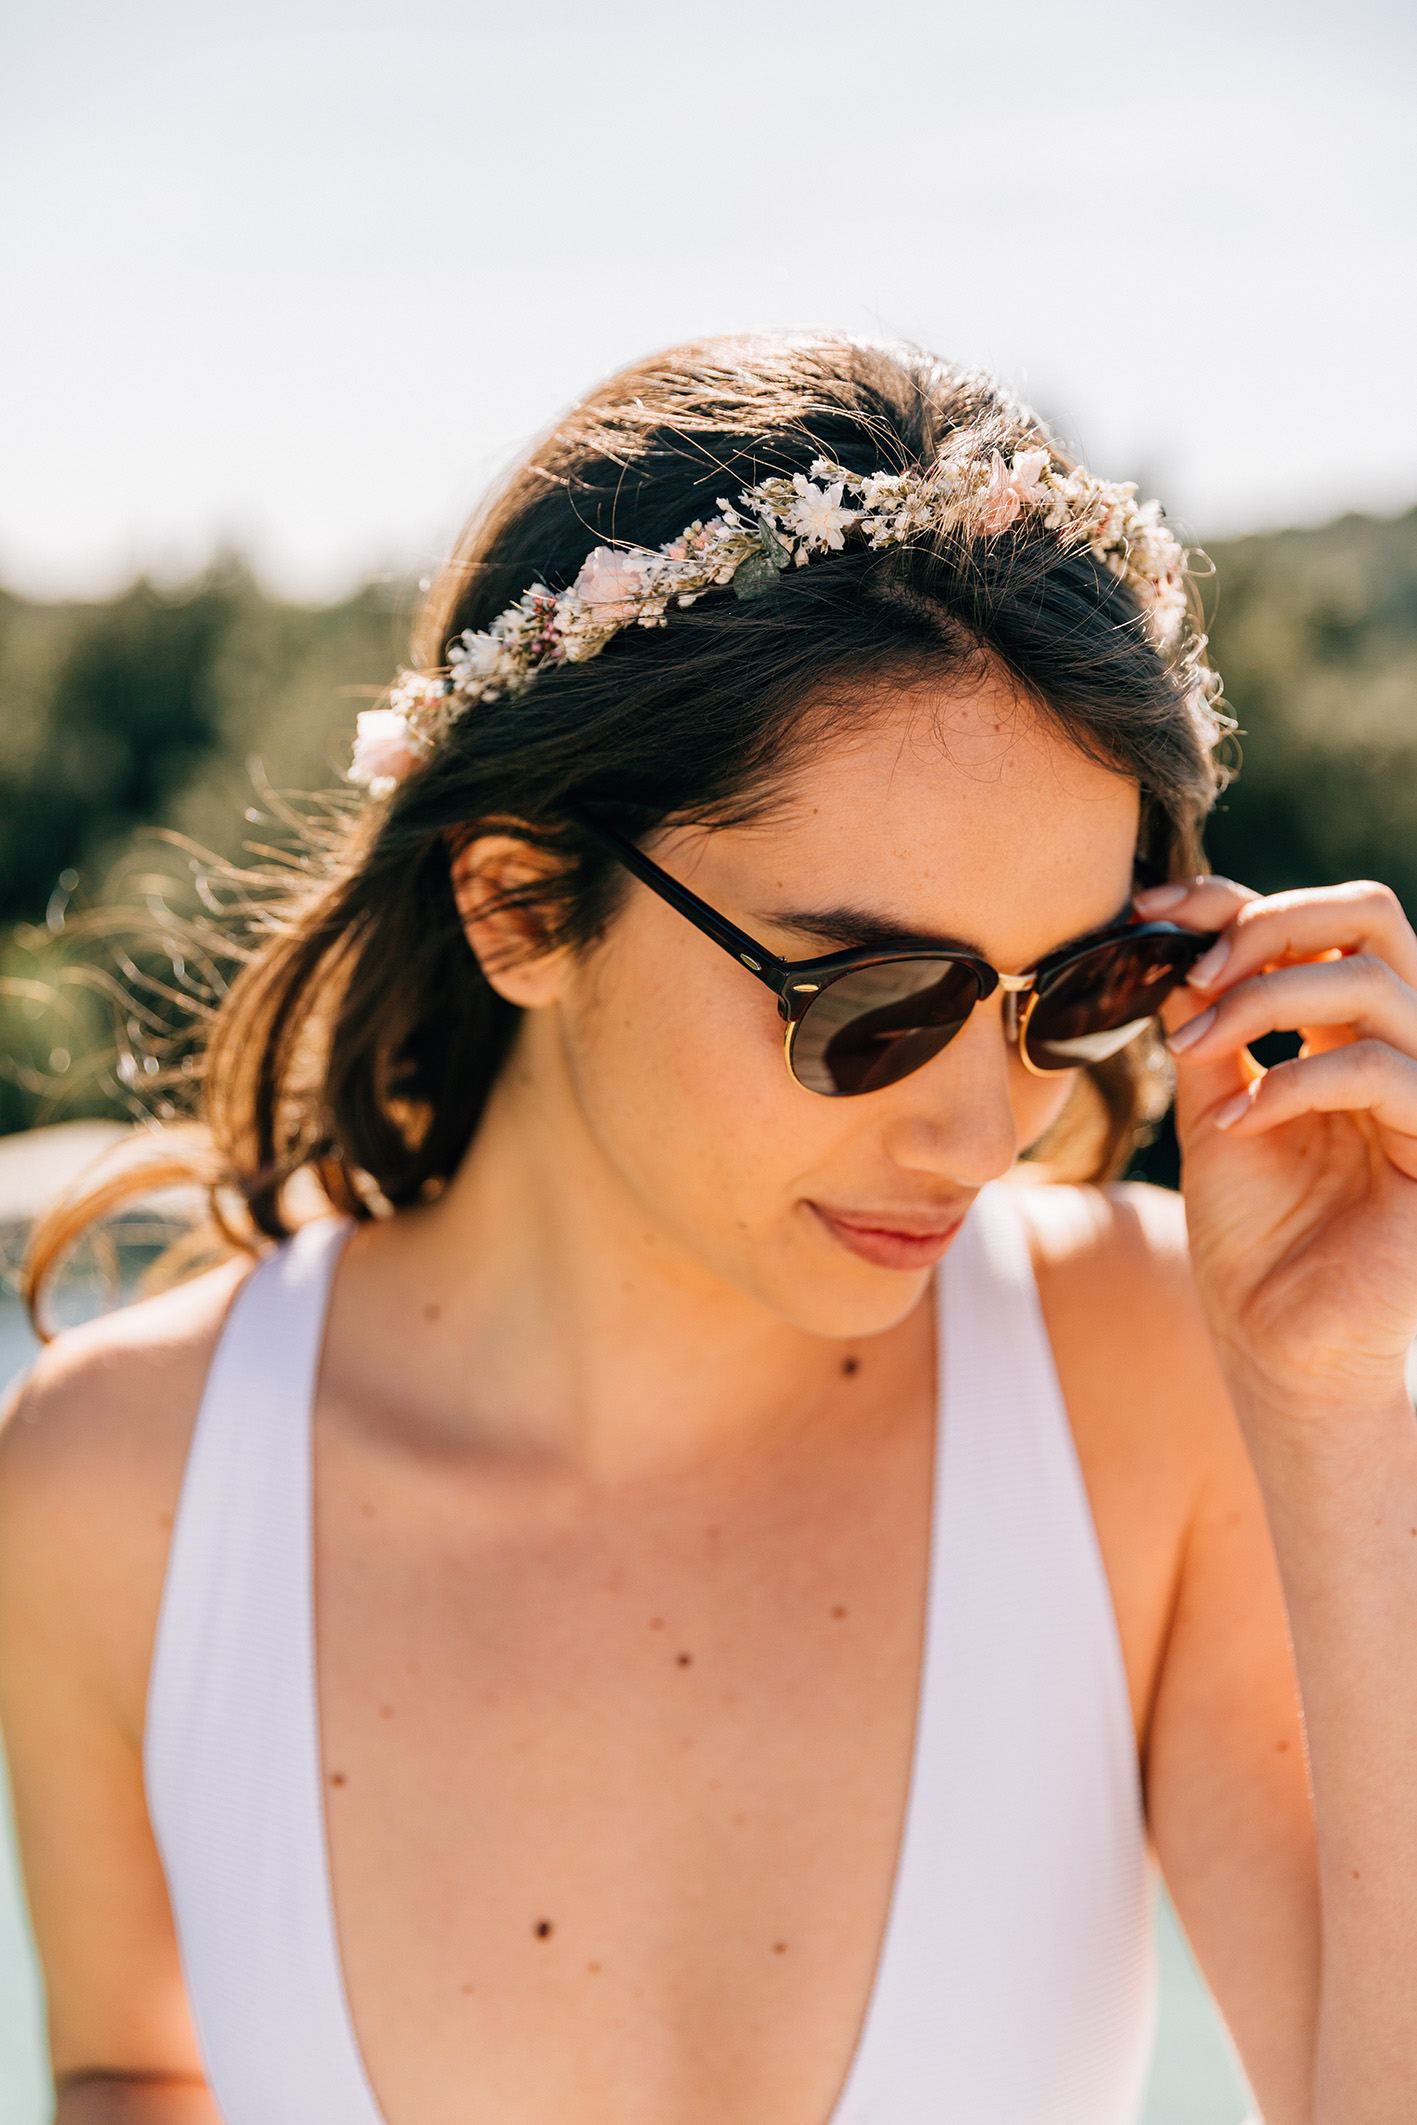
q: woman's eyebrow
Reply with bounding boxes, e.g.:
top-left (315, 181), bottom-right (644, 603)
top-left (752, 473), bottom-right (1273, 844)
top-left (760, 905), bottom-right (986, 956)
top-left (761, 898), bottom-right (1136, 960)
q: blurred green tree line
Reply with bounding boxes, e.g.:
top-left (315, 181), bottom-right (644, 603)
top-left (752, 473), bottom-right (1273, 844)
top-left (0, 563), bottom-right (409, 1133)
top-left (1, 510), bottom-right (1414, 1139)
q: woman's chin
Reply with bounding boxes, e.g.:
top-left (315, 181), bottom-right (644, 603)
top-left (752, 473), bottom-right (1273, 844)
top-left (738, 1209), bottom-right (955, 1341)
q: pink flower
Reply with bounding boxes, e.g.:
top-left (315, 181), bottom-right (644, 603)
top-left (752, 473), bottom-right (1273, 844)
top-left (976, 451), bottom-right (1023, 535)
top-left (572, 546), bottom-right (651, 622)
top-left (349, 709), bottom-right (424, 794)
top-left (1008, 448), bottom-right (1053, 506)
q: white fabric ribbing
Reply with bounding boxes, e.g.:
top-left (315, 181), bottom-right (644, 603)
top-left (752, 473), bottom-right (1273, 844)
top-left (145, 1218), bottom-right (382, 2125)
top-left (144, 1185), bottom-right (1154, 2125)
top-left (827, 1183), bottom-right (1155, 2124)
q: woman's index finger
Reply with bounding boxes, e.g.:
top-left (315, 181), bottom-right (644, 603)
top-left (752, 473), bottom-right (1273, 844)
top-left (1134, 876), bottom-right (1258, 930)
top-left (1189, 882), bottom-right (1417, 996)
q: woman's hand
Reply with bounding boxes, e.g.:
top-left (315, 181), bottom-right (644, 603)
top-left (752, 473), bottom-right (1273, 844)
top-left (1134, 877), bottom-right (1417, 1420)
top-left (1135, 875), bottom-right (1417, 2125)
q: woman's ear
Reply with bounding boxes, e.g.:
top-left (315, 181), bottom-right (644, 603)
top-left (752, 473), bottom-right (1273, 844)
top-left (449, 834), bottom-right (573, 1009)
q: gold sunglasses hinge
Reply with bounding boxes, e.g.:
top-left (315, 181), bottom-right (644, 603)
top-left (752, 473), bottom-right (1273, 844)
top-left (997, 973), bottom-right (1036, 1058)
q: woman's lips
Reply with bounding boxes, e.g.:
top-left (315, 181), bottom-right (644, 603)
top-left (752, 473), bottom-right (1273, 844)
top-left (809, 1201), bottom-right (968, 1271)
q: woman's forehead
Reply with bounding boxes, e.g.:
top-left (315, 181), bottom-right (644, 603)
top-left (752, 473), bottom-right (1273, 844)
top-left (784, 682), bottom-right (1135, 859)
top-left (674, 682), bottom-right (1141, 968)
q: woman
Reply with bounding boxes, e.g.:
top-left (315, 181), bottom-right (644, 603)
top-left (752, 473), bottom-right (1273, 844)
top-left (2, 336), bottom-right (1416, 2125)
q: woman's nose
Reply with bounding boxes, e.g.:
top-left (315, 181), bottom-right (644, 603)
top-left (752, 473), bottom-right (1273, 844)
top-left (877, 1000), bottom-right (1019, 1186)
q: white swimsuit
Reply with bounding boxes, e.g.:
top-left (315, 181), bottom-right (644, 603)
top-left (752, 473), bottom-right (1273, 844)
top-left (145, 1182), bottom-right (1156, 2123)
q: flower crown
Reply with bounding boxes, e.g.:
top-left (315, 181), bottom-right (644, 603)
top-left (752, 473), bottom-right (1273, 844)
top-left (350, 444), bottom-right (1217, 797)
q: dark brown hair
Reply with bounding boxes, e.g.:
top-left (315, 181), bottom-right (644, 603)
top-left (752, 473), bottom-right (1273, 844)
top-left (28, 333), bottom-right (1220, 1318)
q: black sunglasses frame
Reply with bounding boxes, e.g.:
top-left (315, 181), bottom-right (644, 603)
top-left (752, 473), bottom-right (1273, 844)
top-left (575, 817), bottom-right (1216, 1091)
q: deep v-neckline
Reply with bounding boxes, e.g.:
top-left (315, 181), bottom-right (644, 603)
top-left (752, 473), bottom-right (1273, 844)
top-left (147, 1187), bottom-right (1154, 2125)
top-left (305, 1225), bottom-right (948, 2125)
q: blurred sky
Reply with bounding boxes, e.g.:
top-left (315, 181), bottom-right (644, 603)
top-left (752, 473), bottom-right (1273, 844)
top-left (3, 0), bottom-right (1414, 601)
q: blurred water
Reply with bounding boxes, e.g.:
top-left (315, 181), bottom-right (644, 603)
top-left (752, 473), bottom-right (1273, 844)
top-left (0, 1300), bottom-right (50, 2125)
top-left (0, 1289), bottom-right (1251, 2123)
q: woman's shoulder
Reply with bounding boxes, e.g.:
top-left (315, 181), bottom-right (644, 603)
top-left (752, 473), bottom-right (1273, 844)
top-left (1, 1255), bottom-right (251, 1491)
top-left (0, 1258), bottom-right (253, 1728)
top-left (1014, 1176), bottom-right (1192, 1289)
top-left (1013, 1177), bottom-right (1231, 1445)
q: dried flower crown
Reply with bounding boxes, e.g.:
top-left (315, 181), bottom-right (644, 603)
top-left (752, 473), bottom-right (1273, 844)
top-left (350, 444), bottom-right (1220, 797)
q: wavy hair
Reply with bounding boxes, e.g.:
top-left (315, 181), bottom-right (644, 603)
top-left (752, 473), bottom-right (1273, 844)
top-left (26, 333), bottom-right (1221, 1327)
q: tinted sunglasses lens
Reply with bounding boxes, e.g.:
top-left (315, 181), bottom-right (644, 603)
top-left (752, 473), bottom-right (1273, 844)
top-left (1024, 929), bottom-right (1206, 1073)
top-left (790, 960), bottom-right (985, 1097)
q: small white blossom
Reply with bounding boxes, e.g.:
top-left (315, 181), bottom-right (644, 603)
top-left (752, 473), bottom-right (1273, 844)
top-left (787, 473), bottom-right (857, 552)
top-left (1146, 571), bottom-right (1189, 645)
top-left (389, 671), bottom-right (445, 717)
top-left (859, 471), bottom-right (910, 511)
top-left (448, 629), bottom-right (509, 681)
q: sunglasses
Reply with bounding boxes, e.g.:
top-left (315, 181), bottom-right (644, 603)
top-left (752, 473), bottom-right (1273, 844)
top-left (577, 819), bottom-right (1217, 1098)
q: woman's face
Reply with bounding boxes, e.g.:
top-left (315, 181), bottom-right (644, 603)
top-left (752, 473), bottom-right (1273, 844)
top-left (506, 673), bottom-right (1141, 1339)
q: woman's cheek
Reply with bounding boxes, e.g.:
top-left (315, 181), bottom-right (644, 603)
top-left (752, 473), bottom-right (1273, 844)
top-left (562, 930), bottom-right (801, 1191)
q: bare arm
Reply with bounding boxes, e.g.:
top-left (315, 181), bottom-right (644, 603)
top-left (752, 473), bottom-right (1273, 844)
top-left (1145, 874), bottom-right (1417, 2122)
top-left (54, 2077), bottom-right (223, 2124)
top-left (1144, 1370), bottom-right (1321, 2120)
top-left (1031, 1180), bottom-right (1322, 2118)
top-left (0, 1267), bottom-right (245, 2113)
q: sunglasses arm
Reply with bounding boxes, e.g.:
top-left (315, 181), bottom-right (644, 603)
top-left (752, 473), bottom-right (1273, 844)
top-left (573, 816), bottom-right (792, 999)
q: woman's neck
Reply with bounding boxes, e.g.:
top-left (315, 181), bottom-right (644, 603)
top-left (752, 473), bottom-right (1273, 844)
top-left (342, 1023), bottom-right (898, 1482)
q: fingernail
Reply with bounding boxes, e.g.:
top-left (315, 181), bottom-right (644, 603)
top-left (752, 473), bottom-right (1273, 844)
top-left (1135, 883), bottom-right (1188, 912)
top-left (1213, 1087), bottom-right (1254, 1131)
top-left (1188, 938), bottom-right (1232, 989)
top-left (1167, 1005), bottom-right (1216, 1053)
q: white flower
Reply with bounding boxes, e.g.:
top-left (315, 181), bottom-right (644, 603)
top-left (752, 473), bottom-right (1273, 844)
top-left (1145, 571), bottom-right (1189, 645)
top-left (447, 629), bottom-right (511, 686)
top-left (787, 473), bottom-right (857, 551)
top-left (572, 546), bottom-right (652, 622)
top-left (859, 471), bottom-right (910, 511)
top-left (389, 671), bottom-right (444, 716)
top-left (348, 709), bottom-right (425, 796)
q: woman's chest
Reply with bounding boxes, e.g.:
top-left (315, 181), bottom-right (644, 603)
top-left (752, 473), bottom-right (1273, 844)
top-left (314, 1405), bottom-right (934, 2125)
